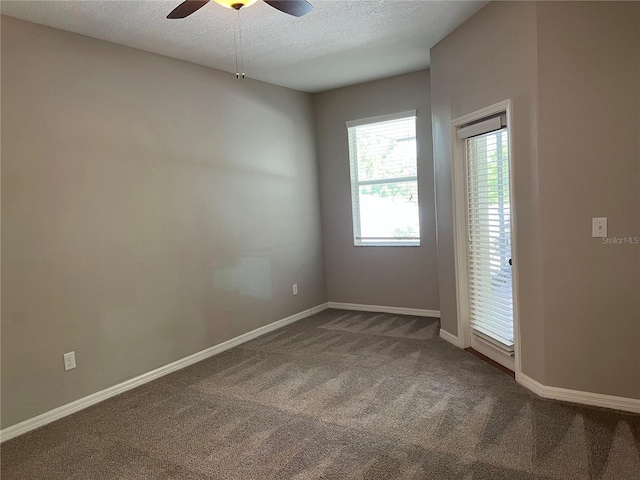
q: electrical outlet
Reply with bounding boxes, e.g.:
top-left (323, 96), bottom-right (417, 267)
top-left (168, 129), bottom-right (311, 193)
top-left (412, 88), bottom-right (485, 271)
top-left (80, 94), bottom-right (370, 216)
top-left (64, 351), bottom-right (76, 371)
top-left (292, 284), bottom-right (298, 295)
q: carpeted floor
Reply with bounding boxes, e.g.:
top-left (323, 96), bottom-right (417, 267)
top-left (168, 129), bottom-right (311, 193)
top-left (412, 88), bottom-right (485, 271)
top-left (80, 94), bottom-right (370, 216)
top-left (2, 309), bottom-right (639, 479)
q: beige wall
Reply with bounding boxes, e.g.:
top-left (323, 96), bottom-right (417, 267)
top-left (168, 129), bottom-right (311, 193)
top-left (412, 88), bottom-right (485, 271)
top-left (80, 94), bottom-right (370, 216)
top-left (536, 1), bottom-right (640, 399)
top-left (431, 1), bottom-right (640, 399)
top-left (1, 16), bottom-right (326, 429)
top-left (430, 1), bottom-right (545, 381)
top-left (312, 71), bottom-right (439, 310)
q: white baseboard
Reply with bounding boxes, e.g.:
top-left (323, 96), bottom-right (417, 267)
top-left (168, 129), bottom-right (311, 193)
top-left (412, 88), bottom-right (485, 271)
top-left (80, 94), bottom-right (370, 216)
top-left (439, 328), bottom-right (459, 347)
top-left (328, 302), bottom-right (440, 318)
top-left (515, 372), bottom-right (546, 397)
top-left (0, 302), bottom-right (329, 443)
top-left (445, 334), bottom-right (640, 414)
top-left (517, 373), bottom-right (640, 414)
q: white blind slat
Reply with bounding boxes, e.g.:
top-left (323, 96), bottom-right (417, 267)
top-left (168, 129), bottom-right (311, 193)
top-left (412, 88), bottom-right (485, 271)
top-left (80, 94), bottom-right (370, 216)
top-left (471, 329), bottom-right (515, 353)
top-left (470, 317), bottom-right (513, 342)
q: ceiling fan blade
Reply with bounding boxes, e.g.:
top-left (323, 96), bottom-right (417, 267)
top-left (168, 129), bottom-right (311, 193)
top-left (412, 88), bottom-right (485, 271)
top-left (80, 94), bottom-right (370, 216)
top-left (167, 0), bottom-right (210, 19)
top-left (263, 0), bottom-right (313, 17)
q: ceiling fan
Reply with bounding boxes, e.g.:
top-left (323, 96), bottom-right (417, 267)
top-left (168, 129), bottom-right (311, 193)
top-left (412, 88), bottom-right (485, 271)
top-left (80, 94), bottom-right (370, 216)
top-left (167, 0), bottom-right (314, 19)
top-left (167, 0), bottom-right (313, 79)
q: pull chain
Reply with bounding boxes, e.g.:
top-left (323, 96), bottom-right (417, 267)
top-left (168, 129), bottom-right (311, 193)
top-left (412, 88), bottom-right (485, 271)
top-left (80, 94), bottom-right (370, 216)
top-left (233, 8), bottom-right (240, 78)
top-left (239, 10), bottom-right (244, 79)
top-left (234, 9), bottom-right (245, 79)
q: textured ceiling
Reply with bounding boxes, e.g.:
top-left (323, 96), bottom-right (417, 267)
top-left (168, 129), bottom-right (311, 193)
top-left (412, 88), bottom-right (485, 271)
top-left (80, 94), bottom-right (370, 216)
top-left (1, 0), bottom-right (487, 92)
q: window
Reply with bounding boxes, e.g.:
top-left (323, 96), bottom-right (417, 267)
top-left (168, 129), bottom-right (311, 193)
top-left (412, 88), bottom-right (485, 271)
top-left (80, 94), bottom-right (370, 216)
top-left (346, 111), bottom-right (420, 246)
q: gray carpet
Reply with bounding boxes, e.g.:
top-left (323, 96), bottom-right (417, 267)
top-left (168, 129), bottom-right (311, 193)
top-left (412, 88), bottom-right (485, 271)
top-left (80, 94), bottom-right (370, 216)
top-left (2, 309), bottom-right (639, 479)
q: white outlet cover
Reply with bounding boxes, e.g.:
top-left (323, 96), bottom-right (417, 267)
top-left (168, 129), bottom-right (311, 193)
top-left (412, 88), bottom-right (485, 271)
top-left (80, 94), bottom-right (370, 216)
top-left (64, 351), bottom-right (76, 371)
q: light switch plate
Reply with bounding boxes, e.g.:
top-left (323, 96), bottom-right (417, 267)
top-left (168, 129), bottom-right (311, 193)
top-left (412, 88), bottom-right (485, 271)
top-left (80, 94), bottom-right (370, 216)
top-left (592, 217), bottom-right (607, 238)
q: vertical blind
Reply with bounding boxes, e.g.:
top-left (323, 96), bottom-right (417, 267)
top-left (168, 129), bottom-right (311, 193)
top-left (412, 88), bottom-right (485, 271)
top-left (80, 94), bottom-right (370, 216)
top-left (465, 126), bottom-right (514, 355)
top-left (346, 112), bottom-right (419, 246)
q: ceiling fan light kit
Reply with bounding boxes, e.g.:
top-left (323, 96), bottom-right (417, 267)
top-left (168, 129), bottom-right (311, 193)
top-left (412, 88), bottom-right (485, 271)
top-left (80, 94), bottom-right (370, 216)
top-left (213, 0), bottom-right (258, 10)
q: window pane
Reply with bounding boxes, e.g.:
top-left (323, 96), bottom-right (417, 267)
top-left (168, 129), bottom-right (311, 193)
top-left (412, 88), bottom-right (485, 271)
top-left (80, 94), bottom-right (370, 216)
top-left (358, 182), bottom-right (419, 241)
top-left (355, 118), bottom-right (417, 182)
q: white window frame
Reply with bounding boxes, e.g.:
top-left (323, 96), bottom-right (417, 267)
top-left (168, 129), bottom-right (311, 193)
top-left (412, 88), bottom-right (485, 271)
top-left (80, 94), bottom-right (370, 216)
top-left (346, 110), bottom-right (420, 247)
top-left (449, 99), bottom-right (522, 376)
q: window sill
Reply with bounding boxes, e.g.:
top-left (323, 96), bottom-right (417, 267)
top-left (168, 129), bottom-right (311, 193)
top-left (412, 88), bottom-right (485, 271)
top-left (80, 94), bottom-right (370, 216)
top-left (354, 242), bottom-right (420, 247)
